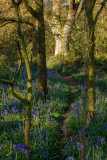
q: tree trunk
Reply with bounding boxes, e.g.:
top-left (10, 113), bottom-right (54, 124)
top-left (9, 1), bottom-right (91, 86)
top-left (12, 2), bottom-right (32, 158)
top-left (87, 0), bottom-right (96, 120)
top-left (25, 103), bottom-right (31, 147)
top-left (22, 0), bottom-right (48, 100)
top-left (52, 0), bottom-right (75, 56)
top-left (35, 1), bottom-right (48, 100)
top-left (81, 3), bottom-right (88, 159)
top-left (54, 35), bottom-right (62, 55)
top-left (54, 34), bottom-right (69, 56)
top-left (88, 31), bottom-right (95, 119)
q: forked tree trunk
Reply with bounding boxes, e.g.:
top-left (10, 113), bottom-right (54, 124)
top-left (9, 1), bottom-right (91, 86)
top-left (51, 0), bottom-right (75, 56)
top-left (45, 0), bottom-right (85, 56)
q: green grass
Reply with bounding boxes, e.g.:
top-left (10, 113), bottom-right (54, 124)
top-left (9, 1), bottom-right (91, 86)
top-left (0, 65), bottom-right (69, 160)
top-left (0, 55), bottom-right (107, 160)
top-left (47, 56), bottom-right (107, 160)
top-left (63, 86), bottom-right (106, 160)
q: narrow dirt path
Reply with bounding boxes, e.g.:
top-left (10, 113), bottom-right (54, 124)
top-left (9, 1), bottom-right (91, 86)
top-left (57, 72), bottom-right (80, 144)
top-left (47, 68), bottom-right (80, 159)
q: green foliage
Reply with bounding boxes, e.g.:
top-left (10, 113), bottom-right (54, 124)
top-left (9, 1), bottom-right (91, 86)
top-left (0, 65), bottom-right (69, 160)
top-left (47, 56), bottom-right (106, 159)
top-left (62, 86), bottom-right (106, 159)
top-left (45, 27), bottom-right (55, 57)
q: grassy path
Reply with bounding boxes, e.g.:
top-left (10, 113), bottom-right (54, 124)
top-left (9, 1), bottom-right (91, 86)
top-left (57, 72), bottom-right (80, 159)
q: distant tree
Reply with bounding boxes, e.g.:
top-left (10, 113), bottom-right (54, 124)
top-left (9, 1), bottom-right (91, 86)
top-left (45, 0), bottom-right (84, 56)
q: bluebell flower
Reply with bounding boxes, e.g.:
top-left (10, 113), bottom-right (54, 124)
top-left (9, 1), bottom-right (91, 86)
top-left (67, 141), bottom-right (72, 146)
top-left (37, 106), bottom-right (40, 111)
top-left (19, 123), bottom-right (22, 129)
top-left (5, 110), bottom-right (8, 115)
top-left (48, 109), bottom-right (51, 113)
top-left (0, 144), bottom-right (4, 150)
top-left (99, 155), bottom-right (102, 159)
top-left (96, 145), bottom-right (99, 152)
top-left (78, 143), bottom-right (83, 151)
top-left (46, 130), bottom-right (49, 139)
top-left (18, 143), bottom-right (23, 150)
top-left (23, 143), bottom-right (29, 151)
top-left (43, 150), bottom-right (49, 158)
top-left (66, 156), bottom-right (74, 160)
top-left (33, 113), bottom-right (36, 119)
top-left (13, 144), bottom-right (18, 152)
top-left (101, 137), bottom-right (105, 145)
top-left (41, 145), bottom-right (44, 150)
top-left (22, 121), bottom-right (24, 125)
top-left (65, 150), bottom-right (69, 155)
top-left (35, 147), bottom-right (38, 153)
top-left (48, 118), bottom-right (51, 123)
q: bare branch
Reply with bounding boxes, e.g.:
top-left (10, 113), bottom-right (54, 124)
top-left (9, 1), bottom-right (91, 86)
top-left (89, 0), bottom-right (106, 40)
top-left (75, 0), bottom-right (84, 20)
top-left (63, 0), bottom-right (75, 32)
top-left (22, 0), bottom-right (41, 21)
top-left (0, 17), bottom-right (34, 26)
top-left (9, 85), bottom-right (27, 104)
top-left (0, 21), bottom-right (14, 27)
top-left (93, 0), bottom-right (106, 28)
top-left (12, 41), bottom-right (22, 83)
top-left (0, 78), bottom-right (12, 85)
top-left (11, 0), bottom-right (22, 7)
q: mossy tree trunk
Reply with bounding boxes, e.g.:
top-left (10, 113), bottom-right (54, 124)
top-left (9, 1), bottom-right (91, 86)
top-left (87, 0), bottom-right (96, 120)
top-left (22, 0), bottom-right (48, 100)
top-left (35, 1), bottom-right (48, 100)
top-left (11, 0), bottom-right (32, 157)
top-left (81, 1), bottom-right (89, 159)
top-left (81, 0), bottom-right (106, 158)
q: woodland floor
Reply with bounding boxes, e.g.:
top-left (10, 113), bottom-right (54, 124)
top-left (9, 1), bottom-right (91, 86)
top-left (1, 66), bottom-right (106, 159)
top-left (56, 71), bottom-right (80, 157)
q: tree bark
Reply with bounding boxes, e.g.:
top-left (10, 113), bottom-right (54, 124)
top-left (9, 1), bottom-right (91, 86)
top-left (35, 1), bottom-right (48, 100)
top-left (81, 2), bottom-right (88, 159)
top-left (54, 33), bottom-right (70, 56)
top-left (12, 1), bottom-right (32, 158)
top-left (54, 35), bottom-right (62, 55)
top-left (87, 0), bottom-right (96, 120)
top-left (88, 31), bottom-right (95, 119)
top-left (52, 0), bottom-right (75, 56)
top-left (22, 0), bottom-right (48, 100)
